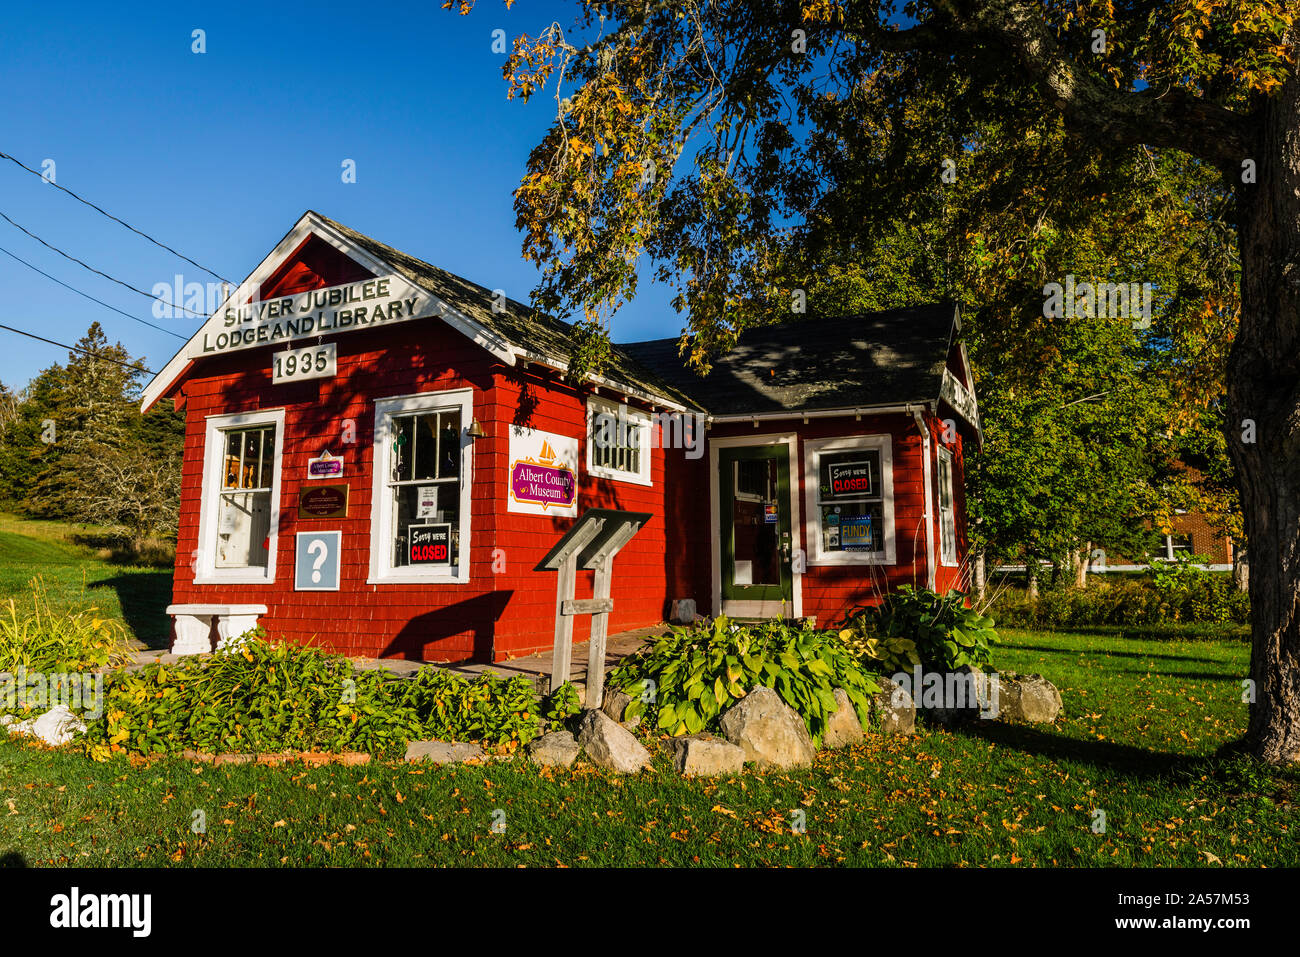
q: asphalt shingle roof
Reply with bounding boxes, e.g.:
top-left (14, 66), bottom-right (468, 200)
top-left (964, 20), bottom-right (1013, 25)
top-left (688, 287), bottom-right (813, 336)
top-left (620, 303), bottom-right (960, 416)
top-left (316, 214), bottom-right (959, 416)
top-left (314, 212), bottom-right (699, 409)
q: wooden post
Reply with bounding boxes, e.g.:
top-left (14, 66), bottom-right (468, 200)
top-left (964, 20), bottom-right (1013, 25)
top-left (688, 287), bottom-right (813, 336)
top-left (585, 555), bottom-right (613, 710)
top-left (551, 552), bottom-right (578, 695)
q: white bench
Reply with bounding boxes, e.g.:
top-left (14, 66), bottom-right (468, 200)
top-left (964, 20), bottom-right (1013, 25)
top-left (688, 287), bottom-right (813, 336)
top-left (166, 604), bottom-right (268, 656)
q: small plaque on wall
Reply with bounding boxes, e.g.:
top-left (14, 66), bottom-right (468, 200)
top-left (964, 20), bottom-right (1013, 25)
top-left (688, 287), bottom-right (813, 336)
top-left (298, 483), bottom-right (349, 518)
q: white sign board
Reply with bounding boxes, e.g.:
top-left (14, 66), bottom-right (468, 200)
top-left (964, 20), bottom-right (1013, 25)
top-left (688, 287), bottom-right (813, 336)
top-left (416, 485), bottom-right (440, 519)
top-left (507, 427), bottom-right (579, 517)
top-left (272, 343), bottom-right (337, 384)
top-left (194, 275), bottom-right (432, 358)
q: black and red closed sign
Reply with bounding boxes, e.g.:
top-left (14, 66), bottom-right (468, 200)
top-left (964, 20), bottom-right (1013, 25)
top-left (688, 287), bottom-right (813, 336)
top-left (408, 523), bottom-right (451, 565)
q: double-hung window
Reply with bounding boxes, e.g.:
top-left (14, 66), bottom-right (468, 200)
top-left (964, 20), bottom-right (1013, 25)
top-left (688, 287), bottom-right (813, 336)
top-left (196, 409), bottom-right (285, 583)
top-left (937, 447), bottom-right (958, 565)
top-left (369, 389), bottom-right (472, 583)
top-left (802, 435), bottom-right (896, 565)
top-left (586, 397), bottom-right (652, 485)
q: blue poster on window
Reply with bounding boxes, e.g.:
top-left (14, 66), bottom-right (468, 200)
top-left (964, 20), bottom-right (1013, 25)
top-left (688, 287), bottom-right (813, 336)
top-left (839, 514), bottom-right (873, 551)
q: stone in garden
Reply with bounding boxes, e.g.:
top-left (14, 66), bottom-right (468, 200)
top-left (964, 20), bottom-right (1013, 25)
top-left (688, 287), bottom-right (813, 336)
top-left (869, 677), bottom-right (916, 735)
top-left (718, 686), bottom-right (815, 769)
top-left (577, 709), bottom-right (651, 773)
top-left (181, 750), bottom-right (215, 763)
top-left (404, 740), bottom-right (485, 764)
top-left (299, 752), bottom-right (331, 767)
top-left (335, 752), bottom-right (371, 766)
top-left (996, 672), bottom-right (1062, 724)
top-left (822, 688), bottom-right (865, 748)
top-left (30, 706), bottom-right (86, 747)
top-left (526, 730), bottom-right (580, 768)
top-left (670, 732), bottom-right (745, 776)
top-left (601, 687), bottom-right (642, 729)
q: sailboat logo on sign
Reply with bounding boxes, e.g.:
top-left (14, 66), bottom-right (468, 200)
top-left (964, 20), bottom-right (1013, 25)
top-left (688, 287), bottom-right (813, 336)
top-left (508, 428), bottom-right (578, 515)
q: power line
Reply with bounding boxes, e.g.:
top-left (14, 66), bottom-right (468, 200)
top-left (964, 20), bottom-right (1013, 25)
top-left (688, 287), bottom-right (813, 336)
top-left (0, 243), bottom-right (187, 340)
top-left (0, 207), bottom-right (208, 318)
top-left (0, 322), bottom-right (156, 375)
top-left (0, 149), bottom-right (231, 284)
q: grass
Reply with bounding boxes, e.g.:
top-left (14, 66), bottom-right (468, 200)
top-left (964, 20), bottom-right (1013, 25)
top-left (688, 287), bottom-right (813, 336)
top-left (1, 625), bottom-right (1294, 867)
top-left (0, 513), bottom-right (172, 647)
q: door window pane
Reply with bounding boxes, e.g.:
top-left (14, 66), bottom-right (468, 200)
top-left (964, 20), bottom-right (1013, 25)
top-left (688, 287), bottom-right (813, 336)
top-left (731, 459), bottom-right (780, 585)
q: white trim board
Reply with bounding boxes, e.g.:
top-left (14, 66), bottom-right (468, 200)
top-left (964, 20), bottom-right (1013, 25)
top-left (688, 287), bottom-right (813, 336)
top-left (367, 387), bottom-right (474, 585)
top-left (802, 433), bottom-right (898, 567)
top-left (194, 407), bottom-right (286, 585)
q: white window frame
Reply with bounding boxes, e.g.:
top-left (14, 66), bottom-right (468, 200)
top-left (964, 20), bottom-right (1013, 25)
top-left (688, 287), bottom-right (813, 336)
top-left (195, 408), bottom-right (286, 585)
top-left (937, 447), bottom-right (958, 566)
top-left (368, 388), bottom-right (473, 584)
top-left (803, 434), bottom-right (896, 566)
top-left (585, 396), bottom-right (652, 486)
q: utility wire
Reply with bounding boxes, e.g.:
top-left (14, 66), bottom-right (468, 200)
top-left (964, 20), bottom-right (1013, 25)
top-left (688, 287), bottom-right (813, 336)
top-left (0, 207), bottom-right (208, 318)
top-left (0, 322), bottom-right (156, 375)
top-left (0, 149), bottom-right (231, 284)
top-left (0, 243), bottom-right (187, 340)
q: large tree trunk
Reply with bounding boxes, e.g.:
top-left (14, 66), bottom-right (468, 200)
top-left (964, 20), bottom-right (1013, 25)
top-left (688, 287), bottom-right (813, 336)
top-left (973, 551), bottom-right (987, 601)
top-left (1227, 75), bottom-right (1300, 764)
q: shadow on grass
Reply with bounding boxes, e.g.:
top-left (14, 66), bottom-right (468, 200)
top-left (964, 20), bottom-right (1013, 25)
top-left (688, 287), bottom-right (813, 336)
top-left (1112, 668), bottom-right (1241, 681)
top-left (955, 719), bottom-right (1200, 778)
top-left (1000, 642), bottom-right (1225, 665)
top-left (88, 572), bottom-right (173, 648)
top-left (1002, 624), bottom-right (1249, 643)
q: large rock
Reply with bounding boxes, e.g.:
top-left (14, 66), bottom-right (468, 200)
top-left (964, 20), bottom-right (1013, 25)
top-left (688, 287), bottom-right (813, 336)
top-left (822, 688), bottom-right (865, 748)
top-left (404, 740), bottom-right (485, 764)
top-left (997, 672), bottom-right (1062, 724)
top-left (671, 733), bottom-right (745, 776)
top-left (527, 730), bottom-right (580, 768)
top-left (577, 709), bottom-right (650, 773)
top-left (719, 686), bottom-right (815, 769)
top-left (869, 677), bottom-right (916, 735)
top-left (13, 706), bottom-right (87, 746)
top-left (601, 687), bottom-right (642, 730)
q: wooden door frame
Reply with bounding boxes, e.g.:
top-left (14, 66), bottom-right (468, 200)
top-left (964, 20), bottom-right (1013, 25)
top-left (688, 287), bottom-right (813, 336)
top-left (709, 431), bottom-right (803, 619)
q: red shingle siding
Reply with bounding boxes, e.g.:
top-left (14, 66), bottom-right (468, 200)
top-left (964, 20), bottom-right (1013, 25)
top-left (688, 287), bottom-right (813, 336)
top-left (171, 324), bottom-right (970, 661)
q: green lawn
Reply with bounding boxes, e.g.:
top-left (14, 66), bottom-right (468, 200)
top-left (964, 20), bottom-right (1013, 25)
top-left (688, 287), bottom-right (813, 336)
top-left (2, 622), bottom-right (1295, 867)
top-left (0, 513), bottom-right (172, 647)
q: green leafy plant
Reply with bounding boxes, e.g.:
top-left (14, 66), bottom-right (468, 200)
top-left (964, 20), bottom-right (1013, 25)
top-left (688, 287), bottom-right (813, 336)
top-left (841, 586), bottom-right (996, 673)
top-left (541, 681), bottom-right (582, 731)
top-left (0, 578), bottom-right (131, 679)
top-left (609, 616), bottom-right (879, 746)
top-left (82, 633), bottom-right (558, 759)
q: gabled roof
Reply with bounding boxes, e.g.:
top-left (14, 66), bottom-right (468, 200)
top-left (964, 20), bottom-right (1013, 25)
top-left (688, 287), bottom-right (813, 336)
top-left (620, 303), bottom-right (963, 417)
top-left (140, 211), bottom-right (697, 412)
top-left (312, 214), bottom-right (699, 410)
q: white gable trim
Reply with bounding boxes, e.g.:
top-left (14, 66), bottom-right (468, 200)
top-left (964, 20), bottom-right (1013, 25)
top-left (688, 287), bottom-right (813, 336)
top-left (141, 211), bottom-right (517, 412)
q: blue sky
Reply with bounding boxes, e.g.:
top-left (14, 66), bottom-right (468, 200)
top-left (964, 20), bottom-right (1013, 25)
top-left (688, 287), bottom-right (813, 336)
top-left (0, 0), bottom-right (682, 390)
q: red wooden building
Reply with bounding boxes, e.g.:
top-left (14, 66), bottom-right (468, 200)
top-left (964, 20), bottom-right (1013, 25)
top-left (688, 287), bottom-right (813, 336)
top-left (142, 211), bottom-right (981, 662)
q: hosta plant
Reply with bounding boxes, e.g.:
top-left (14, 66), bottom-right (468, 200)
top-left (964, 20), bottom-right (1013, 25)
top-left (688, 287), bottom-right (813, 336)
top-left (609, 616), bottom-right (879, 746)
top-left (840, 586), bottom-right (996, 673)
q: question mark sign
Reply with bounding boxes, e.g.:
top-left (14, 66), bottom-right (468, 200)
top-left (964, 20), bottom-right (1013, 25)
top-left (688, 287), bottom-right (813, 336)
top-left (307, 538), bottom-right (328, 584)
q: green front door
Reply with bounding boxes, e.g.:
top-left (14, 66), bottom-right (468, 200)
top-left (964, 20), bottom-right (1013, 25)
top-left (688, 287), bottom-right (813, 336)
top-left (719, 444), bottom-right (793, 610)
